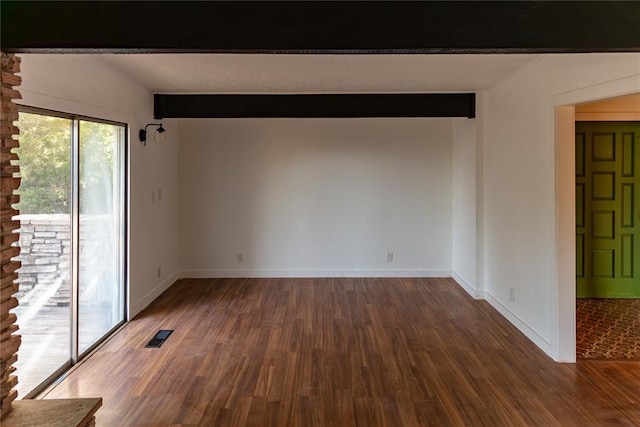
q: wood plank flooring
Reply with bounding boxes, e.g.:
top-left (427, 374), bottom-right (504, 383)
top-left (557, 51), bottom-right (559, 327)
top-left (43, 278), bottom-right (640, 426)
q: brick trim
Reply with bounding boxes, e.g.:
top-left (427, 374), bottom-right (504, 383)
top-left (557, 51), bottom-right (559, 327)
top-left (1, 52), bottom-right (22, 420)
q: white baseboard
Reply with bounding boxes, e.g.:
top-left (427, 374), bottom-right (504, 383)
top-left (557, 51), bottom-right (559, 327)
top-left (180, 269), bottom-right (451, 279)
top-left (451, 271), bottom-right (485, 299)
top-left (484, 291), bottom-right (553, 358)
top-left (129, 270), bottom-right (180, 319)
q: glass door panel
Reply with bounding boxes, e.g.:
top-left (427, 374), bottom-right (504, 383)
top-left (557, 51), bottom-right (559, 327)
top-left (14, 112), bottom-right (72, 397)
top-left (78, 120), bottom-right (125, 354)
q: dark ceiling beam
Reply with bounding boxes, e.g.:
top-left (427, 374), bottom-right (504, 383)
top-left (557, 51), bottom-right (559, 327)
top-left (1, 1), bottom-right (639, 54)
top-left (153, 94), bottom-right (476, 119)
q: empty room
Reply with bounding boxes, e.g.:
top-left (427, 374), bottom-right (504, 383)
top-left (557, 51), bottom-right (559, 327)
top-left (2, 2), bottom-right (640, 426)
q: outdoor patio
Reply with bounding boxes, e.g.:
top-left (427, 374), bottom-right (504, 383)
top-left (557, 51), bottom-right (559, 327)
top-left (13, 305), bottom-right (69, 397)
top-left (13, 303), bottom-right (116, 398)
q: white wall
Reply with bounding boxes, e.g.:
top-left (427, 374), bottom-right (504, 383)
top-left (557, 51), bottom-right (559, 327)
top-left (179, 118), bottom-right (453, 277)
top-left (17, 54), bottom-right (181, 318)
top-left (452, 118), bottom-right (477, 296)
top-left (484, 53), bottom-right (640, 359)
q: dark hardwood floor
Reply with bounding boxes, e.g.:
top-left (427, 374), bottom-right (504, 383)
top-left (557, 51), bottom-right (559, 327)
top-left (43, 278), bottom-right (640, 426)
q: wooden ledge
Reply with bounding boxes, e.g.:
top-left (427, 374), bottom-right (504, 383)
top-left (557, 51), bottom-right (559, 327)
top-left (3, 398), bottom-right (102, 427)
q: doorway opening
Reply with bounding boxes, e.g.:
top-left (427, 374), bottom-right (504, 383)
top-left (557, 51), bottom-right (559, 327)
top-left (573, 95), bottom-right (640, 360)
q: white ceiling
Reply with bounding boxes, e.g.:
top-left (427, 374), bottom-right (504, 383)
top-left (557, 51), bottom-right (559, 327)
top-left (97, 54), bottom-right (541, 93)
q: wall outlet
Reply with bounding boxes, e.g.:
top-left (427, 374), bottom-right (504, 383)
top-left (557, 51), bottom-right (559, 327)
top-left (157, 266), bottom-right (161, 278)
top-left (509, 287), bottom-right (515, 303)
top-left (386, 251), bottom-right (394, 263)
top-left (158, 189), bottom-right (162, 201)
top-left (236, 253), bottom-right (244, 263)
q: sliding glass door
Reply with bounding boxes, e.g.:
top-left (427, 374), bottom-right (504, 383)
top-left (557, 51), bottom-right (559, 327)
top-left (78, 120), bottom-right (126, 355)
top-left (13, 112), bottom-right (72, 398)
top-left (14, 109), bottom-right (127, 397)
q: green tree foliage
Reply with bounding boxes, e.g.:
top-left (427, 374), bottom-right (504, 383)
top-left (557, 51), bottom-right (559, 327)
top-left (16, 112), bottom-right (118, 215)
top-left (16, 113), bottom-right (72, 214)
top-left (79, 121), bottom-right (115, 215)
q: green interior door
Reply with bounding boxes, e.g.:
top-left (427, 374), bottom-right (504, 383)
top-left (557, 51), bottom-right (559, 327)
top-left (576, 121), bottom-right (640, 298)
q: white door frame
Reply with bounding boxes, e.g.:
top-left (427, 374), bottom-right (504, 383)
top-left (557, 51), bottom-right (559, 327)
top-left (554, 75), bottom-right (640, 362)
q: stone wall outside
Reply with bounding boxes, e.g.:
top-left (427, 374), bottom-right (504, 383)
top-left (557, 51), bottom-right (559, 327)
top-left (15, 213), bottom-right (116, 308)
top-left (15, 215), bottom-right (71, 307)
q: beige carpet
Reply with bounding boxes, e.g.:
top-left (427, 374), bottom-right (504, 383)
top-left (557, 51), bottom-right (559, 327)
top-left (576, 299), bottom-right (640, 360)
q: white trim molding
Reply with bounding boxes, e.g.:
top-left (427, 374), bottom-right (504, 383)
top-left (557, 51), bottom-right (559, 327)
top-left (485, 292), bottom-right (553, 358)
top-left (575, 112), bottom-right (640, 122)
top-left (452, 272), bottom-right (485, 299)
top-left (129, 270), bottom-right (180, 319)
top-left (181, 269), bottom-right (452, 279)
top-left (554, 75), bottom-right (640, 107)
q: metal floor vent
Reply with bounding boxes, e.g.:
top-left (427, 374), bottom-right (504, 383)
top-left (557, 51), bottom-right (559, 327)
top-left (145, 330), bottom-right (173, 348)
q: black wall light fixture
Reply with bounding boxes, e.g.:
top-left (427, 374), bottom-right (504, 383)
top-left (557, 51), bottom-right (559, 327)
top-left (139, 123), bottom-right (165, 146)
